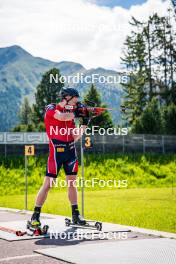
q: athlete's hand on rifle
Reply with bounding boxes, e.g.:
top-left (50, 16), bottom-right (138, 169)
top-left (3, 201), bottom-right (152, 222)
top-left (74, 102), bottom-right (88, 118)
top-left (82, 116), bottom-right (90, 125)
top-left (74, 101), bottom-right (113, 123)
top-left (74, 102), bottom-right (91, 126)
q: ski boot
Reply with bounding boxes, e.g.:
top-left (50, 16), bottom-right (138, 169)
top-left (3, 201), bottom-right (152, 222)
top-left (27, 218), bottom-right (49, 236)
top-left (30, 211), bottom-right (41, 227)
top-left (26, 212), bottom-right (44, 236)
top-left (72, 213), bottom-right (86, 225)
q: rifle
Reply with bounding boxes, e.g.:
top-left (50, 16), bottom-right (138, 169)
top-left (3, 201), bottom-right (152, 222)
top-left (73, 101), bottom-right (113, 119)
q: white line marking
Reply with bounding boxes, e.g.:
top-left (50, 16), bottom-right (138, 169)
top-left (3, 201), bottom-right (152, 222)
top-left (0, 254), bottom-right (41, 262)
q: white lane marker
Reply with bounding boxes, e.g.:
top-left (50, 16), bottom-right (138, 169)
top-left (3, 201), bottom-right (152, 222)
top-left (0, 254), bottom-right (41, 262)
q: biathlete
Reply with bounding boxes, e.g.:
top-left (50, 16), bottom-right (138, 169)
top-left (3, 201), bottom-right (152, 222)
top-left (30, 88), bottom-right (89, 226)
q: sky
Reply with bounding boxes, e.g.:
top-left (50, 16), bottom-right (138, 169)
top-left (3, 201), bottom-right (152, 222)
top-left (0, 0), bottom-right (171, 70)
top-left (87, 0), bottom-right (147, 9)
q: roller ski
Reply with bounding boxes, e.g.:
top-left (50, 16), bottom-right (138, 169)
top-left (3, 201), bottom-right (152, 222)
top-left (27, 211), bottom-right (49, 236)
top-left (65, 214), bottom-right (102, 231)
top-left (26, 220), bottom-right (49, 236)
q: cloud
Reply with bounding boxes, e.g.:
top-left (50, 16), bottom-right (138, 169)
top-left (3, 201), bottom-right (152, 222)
top-left (0, 0), bottom-right (170, 70)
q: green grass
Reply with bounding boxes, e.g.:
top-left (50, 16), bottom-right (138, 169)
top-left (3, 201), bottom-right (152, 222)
top-left (0, 153), bottom-right (176, 195)
top-left (0, 188), bottom-right (175, 233)
top-left (0, 154), bottom-right (176, 233)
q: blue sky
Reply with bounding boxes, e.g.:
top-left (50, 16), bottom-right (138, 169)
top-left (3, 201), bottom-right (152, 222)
top-left (87, 0), bottom-right (147, 9)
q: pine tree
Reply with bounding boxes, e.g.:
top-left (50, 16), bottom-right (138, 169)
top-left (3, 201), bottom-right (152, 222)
top-left (162, 103), bottom-right (176, 134)
top-left (121, 17), bottom-right (148, 125)
top-left (132, 98), bottom-right (162, 134)
top-left (32, 68), bottom-right (64, 124)
top-left (143, 13), bottom-right (176, 104)
top-left (121, 13), bottom-right (176, 133)
top-left (19, 97), bottom-right (32, 125)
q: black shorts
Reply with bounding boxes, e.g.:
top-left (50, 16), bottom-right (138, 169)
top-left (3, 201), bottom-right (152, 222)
top-left (46, 139), bottom-right (78, 178)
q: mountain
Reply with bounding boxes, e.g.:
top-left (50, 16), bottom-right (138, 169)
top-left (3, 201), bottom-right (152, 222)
top-left (0, 45), bottom-right (123, 131)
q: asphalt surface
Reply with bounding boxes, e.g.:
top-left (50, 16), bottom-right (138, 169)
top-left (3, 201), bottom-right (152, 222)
top-left (0, 210), bottom-right (160, 264)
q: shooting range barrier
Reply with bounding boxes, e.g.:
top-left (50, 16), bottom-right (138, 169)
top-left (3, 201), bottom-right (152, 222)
top-left (0, 133), bottom-right (176, 155)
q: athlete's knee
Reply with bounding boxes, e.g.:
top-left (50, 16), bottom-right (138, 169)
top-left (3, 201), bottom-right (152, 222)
top-left (67, 176), bottom-right (77, 188)
top-left (42, 177), bottom-right (53, 191)
top-left (68, 181), bottom-right (76, 188)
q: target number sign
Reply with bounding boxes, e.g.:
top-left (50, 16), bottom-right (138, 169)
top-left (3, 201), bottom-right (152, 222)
top-left (25, 145), bottom-right (35, 156)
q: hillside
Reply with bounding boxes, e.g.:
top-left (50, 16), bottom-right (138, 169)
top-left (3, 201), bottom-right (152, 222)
top-left (0, 45), bottom-right (123, 131)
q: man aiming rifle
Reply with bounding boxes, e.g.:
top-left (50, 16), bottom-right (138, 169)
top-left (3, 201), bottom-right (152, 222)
top-left (30, 88), bottom-right (90, 227)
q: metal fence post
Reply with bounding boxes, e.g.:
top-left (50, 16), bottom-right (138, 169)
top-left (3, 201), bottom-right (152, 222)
top-left (4, 132), bottom-right (7, 157)
top-left (162, 136), bottom-right (165, 154)
top-left (80, 136), bottom-right (84, 218)
top-left (122, 135), bottom-right (125, 153)
top-left (24, 155), bottom-right (28, 211)
top-left (143, 135), bottom-right (145, 153)
top-left (102, 134), bottom-right (105, 154)
top-left (4, 144), bottom-right (6, 158)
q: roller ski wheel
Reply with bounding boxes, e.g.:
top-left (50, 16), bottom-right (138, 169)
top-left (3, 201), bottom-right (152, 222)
top-left (15, 230), bottom-right (27, 236)
top-left (95, 222), bottom-right (102, 231)
top-left (42, 225), bottom-right (49, 234)
top-left (65, 218), bottom-right (71, 227)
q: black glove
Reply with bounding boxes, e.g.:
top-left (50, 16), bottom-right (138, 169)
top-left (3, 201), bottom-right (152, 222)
top-left (74, 102), bottom-right (88, 118)
top-left (82, 116), bottom-right (90, 125)
top-left (74, 102), bottom-right (91, 125)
